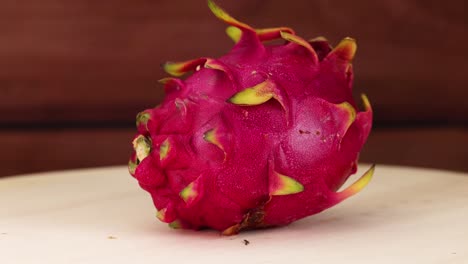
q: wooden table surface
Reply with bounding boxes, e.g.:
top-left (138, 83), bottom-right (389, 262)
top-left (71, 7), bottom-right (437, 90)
top-left (1, 165), bottom-right (467, 263)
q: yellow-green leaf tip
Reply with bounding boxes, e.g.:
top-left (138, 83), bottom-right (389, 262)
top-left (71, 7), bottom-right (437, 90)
top-left (280, 31), bottom-right (318, 61)
top-left (156, 208), bottom-right (167, 222)
top-left (226, 26), bottom-right (242, 43)
top-left (335, 164), bottom-right (375, 202)
top-left (128, 159), bottom-right (137, 175)
top-left (337, 101), bottom-right (357, 130)
top-left (361, 93), bottom-right (372, 111)
top-left (270, 172), bottom-right (304, 196)
top-left (163, 62), bottom-right (185, 77)
top-left (203, 128), bottom-right (225, 151)
top-left (331, 37), bottom-right (357, 61)
top-left (159, 139), bottom-right (170, 161)
top-left (228, 80), bottom-right (275, 105)
top-left (168, 220), bottom-right (182, 229)
top-left (132, 135), bottom-right (151, 163)
top-left (180, 181), bottom-right (199, 204)
top-left (136, 111), bottom-right (151, 129)
top-left (207, 0), bottom-right (251, 29)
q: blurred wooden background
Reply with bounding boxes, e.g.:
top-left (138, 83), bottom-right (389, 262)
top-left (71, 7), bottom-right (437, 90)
top-left (1, 0), bottom-right (467, 177)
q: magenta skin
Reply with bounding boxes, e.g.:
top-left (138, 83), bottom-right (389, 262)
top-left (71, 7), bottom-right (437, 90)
top-left (129, 1), bottom-right (374, 235)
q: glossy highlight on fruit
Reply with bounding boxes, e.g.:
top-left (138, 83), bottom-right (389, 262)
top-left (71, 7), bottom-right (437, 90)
top-left (129, 0), bottom-right (374, 235)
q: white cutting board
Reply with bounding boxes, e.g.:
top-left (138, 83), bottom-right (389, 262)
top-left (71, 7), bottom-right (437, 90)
top-left (0, 165), bottom-right (467, 264)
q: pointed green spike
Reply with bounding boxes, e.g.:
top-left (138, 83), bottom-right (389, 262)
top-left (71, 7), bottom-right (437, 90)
top-left (128, 159), bottom-right (137, 175)
top-left (334, 164), bottom-right (375, 203)
top-left (132, 135), bottom-right (151, 163)
top-left (336, 101), bottom-right (357, 132)
top-left (328, 37), bottom-right (357, 62)
top-left (361, 94), bottom-right (372, 111)
top-left (256, 27), bottom-right (295, 41)
top-left (203, 128), bottom-right (224, 151)
top-left (158, 77), bottom-right (175, 84)
top-left (180, 181), bottom-right (199, 204)
top-left (204, 59), bottom-right (235, 83)
top-left (207, 0), bottom-right (252, 30)
top-left (163, 58), bottom-right (207, 77)
top-left (168, 220), bottom-right (182, 229)
top-left (226, 26), bottom-right (242, 43)
top-left (309, 36), bottom-right (328, 42)
top-left (156, 208), bottom-right (167, 222)
top-left (221, 224), bottom-right (240, 236)
top-left (228, 80), bottom-right (275, 105)
top-left (163, 62), bottom-right (188, 77)
top-left (159, 139), bottom-right (170, 161)
top-left (136, 111), bottom-right (151, 130)
top-left (229, 87), bottom-right (272, 105)
top-left (204, 59), bottom-right (228, 73)
top-left (270, 171), bottom-right (304, 196)
top-left (280, 31), bottom-right (318, 63)
top-left (203, 128), bottom-right (227, 161)
top-left (227, 26), bottom-right (295, 43)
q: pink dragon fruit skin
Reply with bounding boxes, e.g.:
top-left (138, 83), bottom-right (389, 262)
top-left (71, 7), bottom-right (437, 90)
top-left (129, 0), bottom-right (375, 235)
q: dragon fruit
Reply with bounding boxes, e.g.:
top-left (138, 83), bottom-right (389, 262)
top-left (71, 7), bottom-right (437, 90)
top-left (129, 0), bottom-right (374, 235)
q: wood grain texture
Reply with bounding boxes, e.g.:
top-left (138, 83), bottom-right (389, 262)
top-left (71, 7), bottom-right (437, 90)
top-left (0, 0), bottom-right (466, 124)
top-left (360, 127), bottom-right (468, 172)
top-left (0, 128), bottom-right (135, 177)
top-left (1, 0), bottom-right (466, 176)
top-left (1, 127), bottom-right (466, 177)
